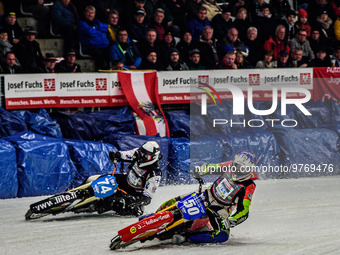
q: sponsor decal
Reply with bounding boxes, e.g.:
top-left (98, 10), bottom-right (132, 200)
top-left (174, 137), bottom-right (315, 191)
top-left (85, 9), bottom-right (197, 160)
top-left (249, 74), bottom-right (260, 86)
top-left (44, 79), bottom-right (55, 91)
top-left (96, 78), bottom-right (107, 91)
top-left (300, 73), bottom-right (311, 85)
top-left (130, 227), bottom-right (137, 234)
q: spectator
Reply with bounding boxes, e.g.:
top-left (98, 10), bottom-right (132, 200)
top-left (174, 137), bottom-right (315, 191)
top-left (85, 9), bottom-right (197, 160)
top-left (22, 1), bottom-right (50, 37)
top-left (263, 25), bottom-right (290, 61)
top-left (248, 0), bottom-right (267, 22)
top-left (315, 9), bottom-right (334, 42)
top-left (137, 28), bottom-right (160, 59)
top-left (13, 26), bottom-right (44, 73)
top-left (307, 0), bottom-right (334, 28)
top-left (37, 53), bottom-right (57, 73)
top-left (332, 45), bottom-right (340, 67)
top-left (107, 10), bottom-right (120, 44)
top-left (0, 51), bottom-right (22, 73)
top-left (187, 6), bottom-right (210, 40)
top-left (120, 0), bottom-right (146, 25)
top-left (1, 12), bottom-right (22, 45)
top-left (221, 27), bottom-right (248, 58)
top-left (140, 49), bottom-right (163, 70)
top-left (185, 0), bottom-right (203, 20)
top-left (187, 48), bottom-right (205, 70)
top-left (176, 30), bottom-right (200, 65)
top-left (78, 5), bottom-right (110, 70)
top-left (127, 9), bottom-right (149, 43)
top-left (290, 28), bottom-right (315, 61)
top-left (280, 9), bottom-right (297, 43)
top-left (254, 3), bottom-right (276, 43)
top-left (233, 8), bottom-right (251, 42)
top-left (92, 0), bottom-right (123, 23)
top-left (244, 26), bottom-right (264, 67)
top-left (144, 0), bottom-right (174, 25)
top-left (55, 49), bottom-right (82, 73)
top-left (201, 0), bottom-right (222, 21)
top-left (295, 9), bottom-right (311, 37)
top-left (0, 29), bottom-right (20, 66)
top-left (198, 26), bottom-right (219, 69)
top-left (73, 0), bottom-right (123, 22)
top-left (271, 0), bottom-right (292, 20)
top-left (210, 4), bottom-right (234, 41)
top-left (219, 50), bottom-right (237, 69)
top-left (309, 27), bottom-right (331, 56)
top-left (287, 48), bottom-right (308, 67)
top-left (110, 27), bottom-right (142, 70)
top-left (308, 47), bottom-right (331, 67)
top-left (235, 51), bottom-right (250, 68)
top-left (165, 47), bottom-right (189, 70)
top-left (111, 59), bottom-right (125, 70)
top-left (335, 15), bottom-right (340, 41)
top-left (51, 0), bottom-right (79, 53)
top-left (256, 49), bottom-right (275, 68)
top-left (149, 8), bottom-right (168, 41)
top-left (226, 0), bottom-right (246, 17)
top-left (277, 49), bottom-right (292, 67)
top-left (164, 0), bottom-right (187, 32)
top-left (329, 0), bottom-right (340, 18)
top-left (158, 29), bottom-right (177, 64)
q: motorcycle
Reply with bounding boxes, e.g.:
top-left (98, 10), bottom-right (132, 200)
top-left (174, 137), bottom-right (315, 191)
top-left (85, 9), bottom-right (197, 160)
top-left (25, 163), bottom-right (125, 220)
top-left (109, 177), bottom-right (209, 250)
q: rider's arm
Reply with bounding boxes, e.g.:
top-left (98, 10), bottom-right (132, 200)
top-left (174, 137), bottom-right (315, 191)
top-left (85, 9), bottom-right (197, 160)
top-left (142, 170), bottom-right (162, 203)
top-left (228, 182), bottom-right (256, 227)
top-left (196, 161), bottom-right (233, 176)
top-left (119, 148), bottom-right (138, 161)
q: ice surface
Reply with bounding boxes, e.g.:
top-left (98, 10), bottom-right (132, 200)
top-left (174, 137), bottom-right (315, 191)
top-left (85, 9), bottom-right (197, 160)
top-left (1, 176), bottom-right (340, 255)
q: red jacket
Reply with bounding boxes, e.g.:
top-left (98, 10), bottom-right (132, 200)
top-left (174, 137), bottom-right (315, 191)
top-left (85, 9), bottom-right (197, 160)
top-left (263, 36), bottom-right (290, 60)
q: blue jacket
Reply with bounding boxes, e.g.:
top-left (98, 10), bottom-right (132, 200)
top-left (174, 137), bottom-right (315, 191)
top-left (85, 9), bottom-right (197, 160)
top-left (187, 18), bottom-right (210, 40)
top-left (51, 0), bottom-right (78, 32)
top-left (110, 39), bottom-right (142, 69)
top-left (78, 19), bottom-right (109, 51)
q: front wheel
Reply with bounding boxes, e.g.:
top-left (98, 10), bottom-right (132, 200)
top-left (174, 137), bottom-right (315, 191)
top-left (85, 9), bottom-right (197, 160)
top-left (109, 236), bottom-right (123, 250)
top-left (109, 235), bottom-right (139, 250)
top-left (25, 209), bottom-right (49, 220)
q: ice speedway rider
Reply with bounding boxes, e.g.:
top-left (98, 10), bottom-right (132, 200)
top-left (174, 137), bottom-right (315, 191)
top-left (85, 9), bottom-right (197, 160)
top-left (87, 141), bottom-right (162, 216)
top-left (158, 150), bottom-right (258, 244)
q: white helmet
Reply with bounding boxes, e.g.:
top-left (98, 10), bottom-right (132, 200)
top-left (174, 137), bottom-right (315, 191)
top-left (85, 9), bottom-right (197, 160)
top-left (137, 141), bottom-right (161, 168)
top-left (231, 150), bottom-right (257, 181)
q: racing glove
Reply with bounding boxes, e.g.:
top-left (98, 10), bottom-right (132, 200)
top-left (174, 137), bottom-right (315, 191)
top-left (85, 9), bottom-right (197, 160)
top-left (227, 217), bottom-right (238, 227)
top-left (109, 151), bottom-right (121, 163)
top-left (193, 163), bottom-right (209, 178)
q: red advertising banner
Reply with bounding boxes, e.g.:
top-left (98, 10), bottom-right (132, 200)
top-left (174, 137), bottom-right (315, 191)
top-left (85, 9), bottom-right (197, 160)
top-left (313, 67), bottom-right (340, 103)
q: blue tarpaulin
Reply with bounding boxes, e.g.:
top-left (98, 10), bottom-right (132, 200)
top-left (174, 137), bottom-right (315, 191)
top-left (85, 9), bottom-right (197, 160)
top-left (50, 108), bottom-right (136, 141)
top-left (0, 139), bottom-right (18, 198)
top-left (11, 109), bottom-right (63, 138)
top-left (165, 111), bottom-right (190, 138)
top-left (271, 128), bottom-right (340, 177)
top-left (2, 132), bottom-right (77, 197)
top-left (64, 139), bottom-right (118, 188)
top-left (0, 107), bottom-right (27, 137)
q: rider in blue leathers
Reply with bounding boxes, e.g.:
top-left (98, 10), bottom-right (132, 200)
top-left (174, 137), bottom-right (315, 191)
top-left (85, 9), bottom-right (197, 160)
top-left (158, 150), bottom-right (258, 244)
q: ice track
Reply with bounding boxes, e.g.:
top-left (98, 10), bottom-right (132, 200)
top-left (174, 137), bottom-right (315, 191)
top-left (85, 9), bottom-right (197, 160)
top-left (1, 176), bottom-right (340, 255)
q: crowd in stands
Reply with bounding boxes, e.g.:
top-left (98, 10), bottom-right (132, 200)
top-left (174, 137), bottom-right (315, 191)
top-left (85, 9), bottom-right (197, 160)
top-left (0, 0), bottom-right (339, 73)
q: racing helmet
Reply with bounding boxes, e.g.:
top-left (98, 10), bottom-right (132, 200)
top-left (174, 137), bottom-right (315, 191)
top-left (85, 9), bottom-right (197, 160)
top-left (136, 141), bottom-right (161, 167)
top-left (231, 150), bottom-right (257, 181)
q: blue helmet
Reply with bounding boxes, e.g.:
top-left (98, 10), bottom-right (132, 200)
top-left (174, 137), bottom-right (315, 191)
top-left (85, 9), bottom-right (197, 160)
top-left (231, 150), bottom-right (257, 181)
